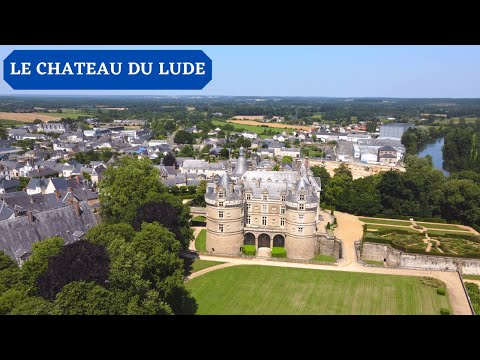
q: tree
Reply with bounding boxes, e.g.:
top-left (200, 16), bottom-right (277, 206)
top-left (0, 124), bottom-right (7, 140)
top-left (235, 137), bottom-right (251, 149)
top-left (177, 145), bottom-right (195, 158)
top-left (132, 195), bottom-right (193, 250)
top-left (310, 165), bottom-right (331, 192)
top-left (20, 236), bottom-right (64, 294)
top-left (99, 157), bottom-right (165, 224)
top-left (36, 240), bottom-right (110, 301)
top-left (220, 148), bottom-right (230, 158)
top-left (163, 152), bottom-right (177, 167)
top-left (282, 156), bottom-right (293, 165)
top-left (85, 223), bottom-right (136, 248)
top-left (174, 130), bottom-right (194, 144)
top-left (440, 179), bottom-right (480, 226)
top-left (333, 163), bottom-right (352, 179)
top-left (51, 281), bottom-right (118, 315)
top-left (322, 173), bottom-right (352, 207)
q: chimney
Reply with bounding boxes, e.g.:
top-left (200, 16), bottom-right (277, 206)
top-left (256, 178), bottom-right (261, 188)
top-left (30, 196), bottom-right (35, 204)
top-left (72, 200), bottom-right (81, 217)
top-left (75, 175), bottom-right (81, 184)
top-left (55, 190), bottom-right (61, 199)
top-left (68, 187), bottom-right (72, 193)
top-left (305, 156), bottom-right (309, 168)
top-left (27, 210), bottom-right (34, 222)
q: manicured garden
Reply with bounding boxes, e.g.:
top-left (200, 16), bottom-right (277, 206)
top-left (195, 229), bottom-right (207, 252)
top-left (186, 266), bottom-right (451, 315)
top-left (416, 222), bottom-right (468, 231)
top-left (312, 254), bottom-right (336, 263)
top-left (465, 282), bottom-right (480, 315)
top-left (359, 217), bottom-right (412, 226)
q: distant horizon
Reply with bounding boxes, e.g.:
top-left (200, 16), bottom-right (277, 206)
top-left (1, 94), bottom-right (480, 100)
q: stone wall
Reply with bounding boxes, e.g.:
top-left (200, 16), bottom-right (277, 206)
top-left (316, 236), bottom-right (342, 260)
top-left (362, 242), bottom-right (480, 274)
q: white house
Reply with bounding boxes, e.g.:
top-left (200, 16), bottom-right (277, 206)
top-left (241, 131), bottom-right (258, 139)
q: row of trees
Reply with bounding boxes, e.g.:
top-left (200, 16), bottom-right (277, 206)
top-left (0, 156), bottom-right (199, 314)
top-left (319, 157), bottom-right (480, 228)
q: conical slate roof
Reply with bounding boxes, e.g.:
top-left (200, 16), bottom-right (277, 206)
top-left (232, 146), bottom-right (248, 177)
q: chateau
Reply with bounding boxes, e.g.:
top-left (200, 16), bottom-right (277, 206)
top-left (205, 147), bottom-right (327, 259)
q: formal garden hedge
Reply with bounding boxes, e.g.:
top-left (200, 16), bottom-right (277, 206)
top-left (271, 247), bottom-right (287, 258)
top-left (373, 214), bottom-right (447, 223)
top-left (241, 245), bottom-right (256, 256)
top-left (465, 282), bottom-right (480, 315)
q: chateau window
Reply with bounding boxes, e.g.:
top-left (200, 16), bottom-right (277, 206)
top-left (299, 203), bottom-right (304, 211)
top-left (219, 211), bottom-right (224, 219)
top-left (280, 217), bottom-right (285, 227)
top-left (281, 194), bottom-right (286, 202)
top-left (298, 214), bottom-right (304, 222)
top-left (247, 203), bottom-right (251, 212)
top-left (263, 194), bottom-right (268, 201)
top-left (218, 201), bottom-right (224, 207)
top-left (219, 224), bottom-right (224, 232)
top-left (298, 227), bottom-right (304, 234)
top-left (246, 193), bottom-right (251, 200)
top-left (280, 206), bottom-right (286, 215)
top-left (247, 215), bottom-right (251, 225)
top-left (262, 204), bottom-right (268, 213)
top-left (218, 192), bottom-right (224, 199)
top-left (262, 216), bottom-right (267, 226)
top-left (299, 194), bottom-right (305, 201)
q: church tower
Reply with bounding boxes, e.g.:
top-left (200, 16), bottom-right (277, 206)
top-left (205, 173), bottom-right (244, 254)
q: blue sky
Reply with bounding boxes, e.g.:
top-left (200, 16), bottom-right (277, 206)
top-left (1, 45), bottom-right (479, 97)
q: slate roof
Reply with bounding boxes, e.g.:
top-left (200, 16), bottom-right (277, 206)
top-left (379, 146), bottom-right (397, 152)
top-left (0, 201), bottom-right (98, 262)
top-left (0, 179), bottom-right (20, 191)
top-left (379, 153), bottom-right (397, 159)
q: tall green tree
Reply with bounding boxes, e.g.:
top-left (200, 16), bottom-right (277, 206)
top-left (310, 165), bottom-right (331, 192)
top-left (99, 157), bottom-right (165, 224)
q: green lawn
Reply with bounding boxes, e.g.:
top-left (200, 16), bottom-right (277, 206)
top-left (364, 260), bottom-right (385, 266)
top-left (463, 274), bottom-right (480, 281)
top-left (312, 254), bottom-right (336, 263)
top-left (192, 216), bottom-right (206, 222)
top-left (186, 265), bottom-right (451, 315)
top-left (365, 224), bottom-right (419, 233)
top-left (195, 229), bottom-right (207, 252)
top-left (192, 260), bottom-right (224, 273)
top-left (359, 217), bottom-right (412, 226)
top-left (416, 222), bottom-right (468, 231)
top-left (212, 120), bottom-right (292, 138)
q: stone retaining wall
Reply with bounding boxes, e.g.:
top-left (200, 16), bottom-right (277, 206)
top-left (316, 236), bottom-right (342, 260)
top-left (362, 242), bottom-right (480, 274)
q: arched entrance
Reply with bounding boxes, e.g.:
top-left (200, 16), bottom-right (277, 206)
top-left (258, 233), bottom-right (270, 248)
top-left (244, 232), bottom-right (255, 246)
top-left (273, 234), bottom-right (285, 247)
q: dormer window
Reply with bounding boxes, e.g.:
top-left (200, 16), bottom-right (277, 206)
top-left (218, 192), bottom-right (224, 199)
top-left (281, 194), bottom-right (286, 202)
top-left (263, 194), bottom-right (268, 201)
top-left (246, 193), bottom-right (251, 200)
top-left (299, 194), bottom-right (305, 201)
top-left (218, 201), bottom-right (224, 207)
top-left (299, 203), bottom-right (304, 210)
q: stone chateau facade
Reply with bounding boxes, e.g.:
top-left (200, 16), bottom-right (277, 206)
top-left (205, 147), bottom-right (326, 259)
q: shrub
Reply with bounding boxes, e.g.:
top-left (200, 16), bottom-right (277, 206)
top-left (326, 222), bottom-right (330, 230)
top-left (331, 209), bottom-right (334, 215)
top-left (241, 245), bottom-right (256, 256)
top-left (333, 217), bottom-right (337, 225)
top-left (271, 247), bottom-right (287, 258)
top-left (440, 308), bottom-right (450, 315)
top-left (363, 224), bottom-right (368, 232)
top-left (437, 288), bottom-right (446, 296)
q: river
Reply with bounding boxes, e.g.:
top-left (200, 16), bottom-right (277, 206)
top-left (417, 137), bottom-right (449, 176)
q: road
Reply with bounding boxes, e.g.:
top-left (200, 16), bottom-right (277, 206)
top-left (190, 212), bottom-right (473, 315)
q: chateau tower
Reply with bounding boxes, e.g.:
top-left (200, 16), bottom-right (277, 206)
top-left (205, 173), bottom-right (244, 254)
top-left (284, 163), bottom-right (319, 259)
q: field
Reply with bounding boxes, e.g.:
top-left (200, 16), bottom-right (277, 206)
top-left (0, 109), bottom-right (90, 123)
top-left (186, 265), bottom-right (451, 315)
top-left (212, 120), bottom-right (289, 138)
top-left (359, 217), bottom-right (412, 226)
top-left (227, 119), bottom-right (312, 131)
top-left (312, 254), bottom-right (336, 262)
top-left (195, 229), bottom-right (207, 252)
top-left (463, 274), bottom-right (480, 280)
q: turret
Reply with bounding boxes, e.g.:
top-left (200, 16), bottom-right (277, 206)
top-left (205, 173), bottom-right (244, 254)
